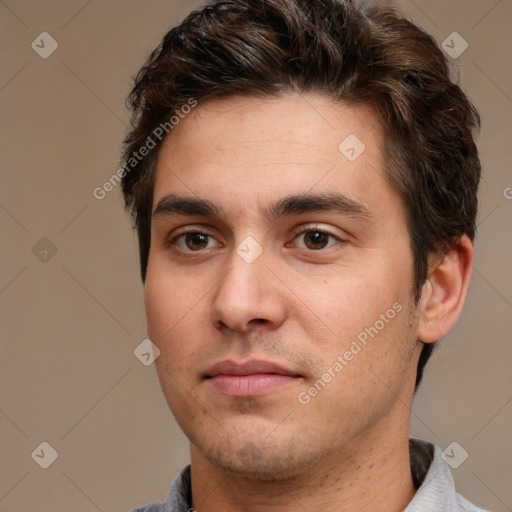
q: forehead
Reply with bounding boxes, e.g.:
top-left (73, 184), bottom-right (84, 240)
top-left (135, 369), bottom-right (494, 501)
top-left (153, 94), bottom-right (393, 219)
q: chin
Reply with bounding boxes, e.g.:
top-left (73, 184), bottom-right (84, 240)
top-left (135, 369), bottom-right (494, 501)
top-left (190, 425), bottom-right (328, 482)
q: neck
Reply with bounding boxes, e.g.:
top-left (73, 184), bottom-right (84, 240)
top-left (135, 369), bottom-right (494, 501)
top-left (190, 415), bottom-right (416, 512)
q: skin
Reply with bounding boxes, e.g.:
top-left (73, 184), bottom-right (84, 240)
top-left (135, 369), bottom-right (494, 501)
top-left (144, 94), bottom-right (473, 511)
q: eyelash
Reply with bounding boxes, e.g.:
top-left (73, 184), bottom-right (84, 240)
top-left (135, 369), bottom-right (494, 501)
top-left (168, 229), bottom-right (218, 251)
top-left (289, 225), bottom-right (343, 250)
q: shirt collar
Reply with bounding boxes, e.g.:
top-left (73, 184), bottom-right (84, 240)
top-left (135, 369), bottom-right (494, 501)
top-left (406, 438), bottom-right (458, 511)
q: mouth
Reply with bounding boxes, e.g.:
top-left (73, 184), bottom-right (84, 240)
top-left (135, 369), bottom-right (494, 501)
top-left (204, 359), bottom-right (303, 397)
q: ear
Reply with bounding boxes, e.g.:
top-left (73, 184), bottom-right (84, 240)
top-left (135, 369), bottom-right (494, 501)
top-left (417, 235), bottom-right (474, 343)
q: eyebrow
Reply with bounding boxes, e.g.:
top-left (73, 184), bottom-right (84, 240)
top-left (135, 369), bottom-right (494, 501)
top-left (153, 194), bottom-right (221, 218)
top-left (152, 192), bottom-right (372, 221)
top-left (263, 193), bottom-right (372, 221)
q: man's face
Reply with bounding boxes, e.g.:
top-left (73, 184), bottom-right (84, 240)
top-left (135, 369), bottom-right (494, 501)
top-left (145, 94), bottom-right (422, 480)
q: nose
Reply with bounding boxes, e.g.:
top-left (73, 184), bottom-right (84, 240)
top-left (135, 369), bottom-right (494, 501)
top-left (209, 246), bottom-right (288, 334)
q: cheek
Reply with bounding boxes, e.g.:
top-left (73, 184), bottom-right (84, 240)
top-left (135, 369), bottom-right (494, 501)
top-left (293, 265), bottom-right (405, 332)
top-left (144, 271), bottom-right (170, 342)
top-left (144, 264), bottom-right (190, 346)
top-left (288, 251), bottom-right (415, 379)
top-left (144, 264), bottom-right (211, 368)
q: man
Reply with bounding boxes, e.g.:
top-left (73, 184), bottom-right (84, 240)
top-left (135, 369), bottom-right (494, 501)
top-left (122, 0), bottom-right (486, 510)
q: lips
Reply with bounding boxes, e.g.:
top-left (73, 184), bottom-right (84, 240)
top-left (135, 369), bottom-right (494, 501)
top-left (206, 359), bottom-right (300, 378)
top-left (205, 359), bottom-right (302, 397)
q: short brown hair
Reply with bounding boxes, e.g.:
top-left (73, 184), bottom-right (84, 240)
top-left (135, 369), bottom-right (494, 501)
top-left (121, 0), bottom-right (481, 390)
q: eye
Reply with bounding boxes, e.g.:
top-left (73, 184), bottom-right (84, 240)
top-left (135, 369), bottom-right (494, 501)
top-left (172, 232), bottom-right (220, 251)
top-left (293, 229), bottom-right (341, 250)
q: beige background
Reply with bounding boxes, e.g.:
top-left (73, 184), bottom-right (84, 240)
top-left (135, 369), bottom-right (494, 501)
top-left (1, 0), bottom-right (511, 511)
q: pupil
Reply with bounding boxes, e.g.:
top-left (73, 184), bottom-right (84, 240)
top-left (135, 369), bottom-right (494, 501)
top-left (187, 233), bottom-right (208, 250)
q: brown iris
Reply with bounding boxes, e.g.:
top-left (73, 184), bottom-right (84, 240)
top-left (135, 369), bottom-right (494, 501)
top-left (185, 233), bottom-right (209, 250)
top-left (303, 231), bottom-right (329, 250)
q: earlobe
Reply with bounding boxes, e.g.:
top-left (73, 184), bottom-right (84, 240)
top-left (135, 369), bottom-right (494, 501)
top-left (417, 236), bottom-right (474, 344)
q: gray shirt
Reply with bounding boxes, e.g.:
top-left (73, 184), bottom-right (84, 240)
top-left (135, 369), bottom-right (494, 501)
top-left (131, 439), bottom-right (488, 511)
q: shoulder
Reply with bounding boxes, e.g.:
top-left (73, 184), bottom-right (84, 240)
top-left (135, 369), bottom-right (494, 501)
top-left (130, 465), bottom-right (192, 512)
top-left (456, 493), bottom-right (489, 512)
top-left (131, 504), bottom-right (165, 512)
